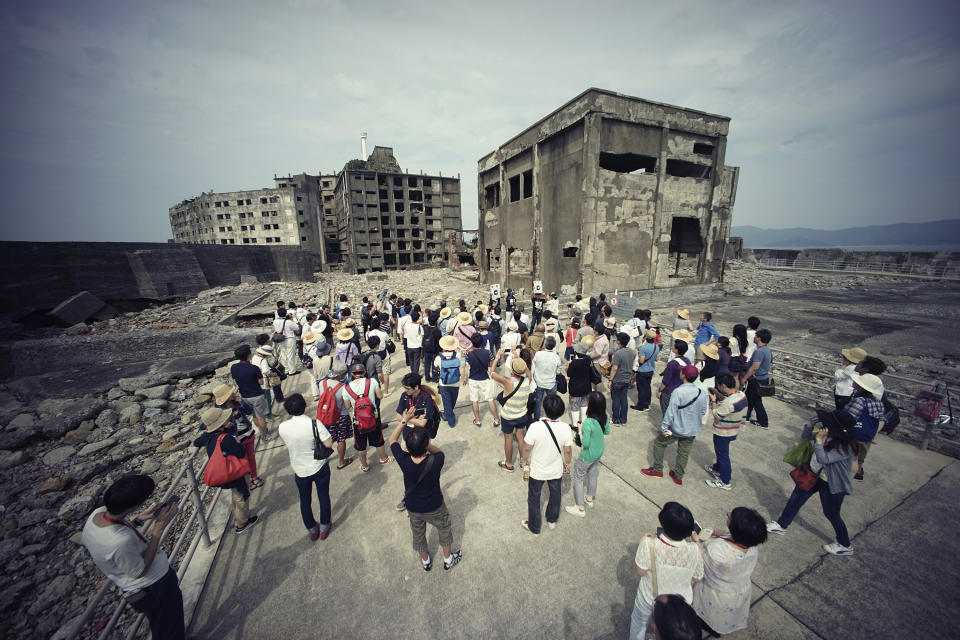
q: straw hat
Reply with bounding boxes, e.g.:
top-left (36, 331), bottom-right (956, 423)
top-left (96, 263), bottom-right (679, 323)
top-left (544, 319), bottom-right (557, 330)
top-left (479, 304), bottom-right (489, 315)
top-left (202, 407), bottom-right (232, 433)
top-left (851, 372), bottom-right (883, 397)
top-left (439, 307), bottom-right (452, 319)
top-left (643, 328), bottom-right (657, 340)
top-left (337, 327), bottom-right (354, 341)
top-left (478, 320), bottom-right (488, 329)
top-left (212, 384), bottom-right (236, 406)
top-left (302, 331), bottom-right (318, 345)
top-left (342, 318), bottom-right (357, 328)
top-left (511, 358), bottom-right (528, 375)
top-left (256, 345), bottom-right (273, 357)
top-left (439, 335), bottom-right (458, 351)
top-left (672, 329), bottom-right (694, 341)
top-left (506, 321), bottom-right (519, 331)
top-left (312, 320), bottom-right (327, 334)
top-left (579, 334), bottom-right (596, 349)
top-left (603, 317), bottom-right (616, 329)
top-left (677, 309), bottom-right (690, 319)
top-left (841, 347), bottom-right (867, 363)
top-left (701, 343), bottom-right (719, 360)
top-left (457, 311), bottom-right (472, 324)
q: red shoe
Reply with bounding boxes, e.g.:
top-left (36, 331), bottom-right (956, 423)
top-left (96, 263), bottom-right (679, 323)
top-left (641, 468), bottom-right (663, 478)
top-left (309, 530), bottom-right (320, 541)
top-left (669, 470), bottom-right (683, 485)
top-left (318, 524), bottom-right (332, 540)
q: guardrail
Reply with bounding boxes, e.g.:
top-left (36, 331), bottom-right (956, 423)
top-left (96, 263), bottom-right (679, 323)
top-left (67, 457), bottom-right (222, 640)
top-left (760, 258), bottom-right (960, 279)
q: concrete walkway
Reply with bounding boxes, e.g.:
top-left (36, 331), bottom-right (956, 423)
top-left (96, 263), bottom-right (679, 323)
top-left (189, 367), bottom-right (957, 640)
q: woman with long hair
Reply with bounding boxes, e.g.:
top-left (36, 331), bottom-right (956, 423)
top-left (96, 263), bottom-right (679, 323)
top-left (729, 324), bottom-right (749, 385)
top-left (565, 391), bottom-right (611, 517)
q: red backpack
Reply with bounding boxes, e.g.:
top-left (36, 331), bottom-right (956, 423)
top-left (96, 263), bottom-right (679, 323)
top-left (345, 379), bottom-right (379, 433)
top-left (316, 380), bottom-right (343, 426)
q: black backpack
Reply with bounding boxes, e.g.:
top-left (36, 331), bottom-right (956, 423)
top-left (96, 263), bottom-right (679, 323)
top-left (422, 326), bottom-right (439, 353)
top-left (488, 318), bottom-right (502, 341)
top-left (351, 350), bottom-right (376, 375)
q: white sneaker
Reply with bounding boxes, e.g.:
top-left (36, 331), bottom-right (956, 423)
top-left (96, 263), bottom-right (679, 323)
top-left (547, 522), bottom-right (556, 530)
top-left (565, 505), bottom-right (586, 518)
top-left (766, 521), bottom-right (787, 535)
top-left (823, 542), bottom-right (854, 556)
top-left (703, 464), bottom-right (721, 479)
top-left (705, 478), bottom-right (732, 491)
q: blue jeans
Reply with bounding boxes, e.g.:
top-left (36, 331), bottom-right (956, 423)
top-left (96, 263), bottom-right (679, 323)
top-left (294, 464), bottom-right (331, 533)
top-left (777, 479), bottom-right (849, 547)
top-left (423, 351), bottom-right (439, 382)
top-left (711, 434), bottom-right (737, 483)
top-left (534, 385), bottom-right (556, 421)
top-left (439, 385), bottom-right (459, 427)
top-left (634, 371), bottom-right (654, 409)
top-left (610, 382), bottom-right (629, 423)
top-left (527, 477), bottom-right (561, 534)
top-left (128, 567), bottom-right (185, 640)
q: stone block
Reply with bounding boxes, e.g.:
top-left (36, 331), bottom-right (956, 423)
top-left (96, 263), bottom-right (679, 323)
top-left (240, 274), bottom-right (259, 284)
top-left (0, 450), bottom-right (26, 468)
top-left (5, 413), bottom-right (36, 431)
top-left (36, 396), bottom-right (107, 438)
top-left (47, 291), bottom-right (107, 326)
top-left (135, 385), bottom-right (171, 400)
top-left (78, 436), bottom-right (117, 456)
top-left (42, 446), bottom-right (75, 466)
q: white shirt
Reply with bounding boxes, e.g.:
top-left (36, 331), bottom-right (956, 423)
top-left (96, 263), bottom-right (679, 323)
top-left (519, 312), bottom-right (530, 327)
top-left (525, 419), bottom-right (573, 480)
top-left (397, 314), bottom-right (411, 337)
top-left (532, 350), bottom-right (562, 389)
top-left (834, 363), bottom-right (857, 396)
top-left (273, 317), bottom-right (298, 339)
top-left (251, 353), bottom-right (273, 390)
top-left (545, 298), bottom-right (559, 315)
top-left (635, 534), bottom-right (704, 605)
top-left (278, 414), bottom-right (331, 477)
top-left (346, 377), bottom-right (380, 405)
top-left (81, 507), bottom-right (170, 593)
top-left (403, 320), bottom-right (424, 348)
top-left (744, 329), bottom-right (757, 360)
top-left (367, 328), bottom-right (390, 356)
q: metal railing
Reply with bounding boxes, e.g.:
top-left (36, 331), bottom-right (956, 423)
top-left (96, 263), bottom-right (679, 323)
top-left (67, 457), bottom-right (222, 640)
top-left (761, 258), bottom-right (960, 279)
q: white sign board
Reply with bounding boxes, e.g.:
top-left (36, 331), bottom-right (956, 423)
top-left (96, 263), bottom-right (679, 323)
top-left (610, 297), bottom-right (618, 306)
top-left (533, 280), bottom-right (543, 294)
top-left (490, 284), bottom-right (501, 299)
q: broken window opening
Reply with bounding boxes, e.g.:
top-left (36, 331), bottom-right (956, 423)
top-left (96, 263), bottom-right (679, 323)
top-left (668, 217), bottom-right (703, 278)
top-left (409, 190), bottom-right (422, 201)
top-left (508, 175), bottom-right (521, 203)
top-left (666, 159), bottom-right (712, 179)
top-left (395, 216), bottom-right (404, 225)
top-left (399, 253), bottom-right (411, 265)
top-left (394, 202), bottom-right (405, 213)
top-left (599, 152), bottom-right (657, 174)
top-left (563, 246), bottom-right (578, 258)
top-left (522, 170), bottom-right (533, 199)
top-left (484, 183), bottom-right (501, 208)
top-left (384, 254), bottom-right (397, 265)
top-left (408, 177), bottom-right (418, 188)
top-left (693, 143), bottom-right (714, 156)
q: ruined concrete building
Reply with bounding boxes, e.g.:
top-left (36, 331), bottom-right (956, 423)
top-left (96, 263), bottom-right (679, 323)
top-left (478, 88), bottom-right (740, 295)
top-left (334, 146), bottom-right (463, 274)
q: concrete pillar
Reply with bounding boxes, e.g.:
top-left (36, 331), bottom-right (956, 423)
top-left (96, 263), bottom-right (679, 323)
top-left (531, 142), bottom-right (542, 284)
top-left (579, 113), bottom-right (602, 294)
top-left (647, 124), bottom-right (670, 289)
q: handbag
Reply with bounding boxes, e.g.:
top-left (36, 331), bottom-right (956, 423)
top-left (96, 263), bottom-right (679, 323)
top-left (267, 372), bottom-right (282, 388)
top-left (311, 419), bottom-right (334, 460)
top-left (386, 339), bottom-right (397, 354)
top-left (881, 393), bottom-right (901, 434)
top-left (272, 318), bottom-right (290, 343)
top-left (556, 373), bottom-right (567, 394)
top-left (202, 434), bottom-right (251, 486)
top-left (782, 438), bottom-right (813, 467)
top-left (789, 463), bottom-right (819, 491)
top-left (757, 378), bottom-right (776, 397)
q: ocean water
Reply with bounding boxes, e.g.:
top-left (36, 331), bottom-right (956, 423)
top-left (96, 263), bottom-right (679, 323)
top-left (750, 244), bottom-right (960, 253)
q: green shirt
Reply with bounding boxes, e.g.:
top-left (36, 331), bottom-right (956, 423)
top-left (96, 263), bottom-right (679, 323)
top-left (579, 417), bottom-right (609, 462)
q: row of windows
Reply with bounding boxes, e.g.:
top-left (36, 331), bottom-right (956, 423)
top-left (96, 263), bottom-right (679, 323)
top-left (213, 195), bottom-right (280, 208)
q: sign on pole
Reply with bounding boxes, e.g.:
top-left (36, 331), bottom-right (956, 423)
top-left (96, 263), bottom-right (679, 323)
top-left (533, 280), bottom-right (543, 294)
top-left (490, 284), bottom-right (501, 299)
top-left (610, 296), bottom-right (618, 306)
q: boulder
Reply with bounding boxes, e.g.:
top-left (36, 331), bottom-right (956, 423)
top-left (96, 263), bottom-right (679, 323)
top-left (119, 404), bottom-right (141, 425)
top-left (37, 477), bottom-right (70, 494)
top-left (17, 509), bottom-right (50, 528)
top-left (0, 428), bottom-right (33, 450)
top-left (95, 408), bottom-right (118, 430)
top-left (140, 459), bottom-right (161, 474)
top-left (36, 396), bottom-right (107, 438)
top-left (5, 413), bottom-right (36, 431)
top-left (142, 408), bottom-right (162, 419)
top-left (62, 421), bottom-right (96, 444)
top-left (127, 436), bottom-right (145, 446)
top-left (194, 394), bottom-right (212, 405)
top-left (118, 375), bottom-right (168, 393)
top-left (63, 323), bottom-right (91, 336)
top-left (28, 575), bottom-right (76, 615)
top-left (0, 450), bottom-right (26, 468)
top-left (106, 387), bottom-right (126, 401)
top-left (42, 446), bottom-right (75, 466)
top-left (58, 494), bottom-right (94, 521)
top-left (135, 385), bottom-right (172, 400)
top-left (169, 389), bottom-right (187, 402)
top-left (47, 291), bottom-right (108, 326)
top-left (142, 399), bottom-right (168, 409)
top-left (78, 436), bottom-right (117, 456)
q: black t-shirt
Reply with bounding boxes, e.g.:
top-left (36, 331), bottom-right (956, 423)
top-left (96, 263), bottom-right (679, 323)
top-left (396, 391), bottom-right (438, 424)
top-left (231, 362), bottom-right (263, 398)
top-left (391, 443), bottom-right (444, 513)
top-left (700, 358), bottom-right (719, 382)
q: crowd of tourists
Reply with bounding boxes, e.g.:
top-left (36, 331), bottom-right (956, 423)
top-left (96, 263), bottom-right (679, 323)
top-left (79, 289), bottom-right (892, 640)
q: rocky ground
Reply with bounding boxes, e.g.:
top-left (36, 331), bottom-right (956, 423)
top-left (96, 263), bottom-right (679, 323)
top-left (0, 262), bottom-right (957, 638)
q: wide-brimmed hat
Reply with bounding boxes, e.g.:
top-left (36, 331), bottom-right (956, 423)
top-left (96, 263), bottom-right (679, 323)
top-left (312, 320), bottom-right (327, 334)
top-left (457, 311), bottom-right (472, 324)
top-left (672, 329), bottom-right (694, 341)
top-left (677, 309), bottom-right (690, 319)
top-left (851, 372), bottom-right (883, 397)
top-left (256, 345), bottom-right (273, 357)
top-left (544, 319), bottom-right (557, 330)
top-left (511, 358), bottom-right (528, 375)
top-left (439, 335), bottom-right (458, 351)
top-left (573, 341), bottom-right (590, 356)
top-left (439, 307), bottom-right (452, 319)
top-left (479, 304), bottom-right (489, 315)
top-left (342, 318), bottom-right (357, 328)
top-left (337, 327), bottom-right (354, 341)
top-left (302, 331), bottom-right (318, 345)
top-left (212, 384), bottom-right (236, 406)
top-left (579, 334), bottom-right (596, 349)
top-left (603, 317), bottom-right (616, 329)
top-left (841, 347), bottom-right (867, 363)
top-left (816, 409), bottom-right (857, 441)
top-left (643, 328), bottom-right (657, 340)
top-left (202, 407), bottom-right (232, 433)
top-left (701, 343), bottom-right (719, 360)
top-left (506, 321), bottom-right (518, 331)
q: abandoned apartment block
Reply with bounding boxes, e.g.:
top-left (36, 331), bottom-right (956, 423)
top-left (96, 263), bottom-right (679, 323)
top-left (334, 146), bottom-right (463, 274)
top-left (478, 88), bottom-right (740, 295)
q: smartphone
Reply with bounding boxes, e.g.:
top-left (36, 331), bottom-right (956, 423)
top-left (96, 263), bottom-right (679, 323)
top-left (693, 521), bottom-right (702, 535)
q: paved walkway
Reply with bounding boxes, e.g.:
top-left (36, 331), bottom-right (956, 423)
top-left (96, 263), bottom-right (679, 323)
top-left (190, 365), bottom-right (958, 639)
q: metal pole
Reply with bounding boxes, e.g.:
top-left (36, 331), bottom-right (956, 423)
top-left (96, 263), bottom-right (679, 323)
top-left (184, 462), bottom-right (212, 546)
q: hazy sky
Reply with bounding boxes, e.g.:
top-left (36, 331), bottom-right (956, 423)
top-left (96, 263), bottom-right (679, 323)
top-left (1, 0), bottom-right (958, 242)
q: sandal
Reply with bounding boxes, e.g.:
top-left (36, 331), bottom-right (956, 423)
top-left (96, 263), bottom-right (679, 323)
top-left (498, 461), bottom-right (514, 472)
top-left (379, 456), bottom-right (394, 465)
top-left (492, 420), bottom-right (501, 428)
top-left (359, 463), bottom-right (370, 473)
top-left (337, 457), bottom-right (354, 470)
top-left (249, 478), bottom-right (265, 490)
top-left (473, 419), bottom-right (482, 428)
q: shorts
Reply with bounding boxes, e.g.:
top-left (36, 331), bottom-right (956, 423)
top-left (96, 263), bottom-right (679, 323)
top-left (500, 415), bottom-right (528, 435)
top-left (242, 394), bottom-right (269, 418)
top-left (695, 344), bottom-right (705, 360)
top-left (568, 394), bottom-right (588, 414)
top-left (856, 441), bottom-right (871, 465)
top-left (468, 378), bottom-right (493, 403)
top-left (380, 354), bottom-right (392, 375)
top-left (325, 414), bottom-right (352, 443)
top-left (353, 420), bottom-right (385, 451)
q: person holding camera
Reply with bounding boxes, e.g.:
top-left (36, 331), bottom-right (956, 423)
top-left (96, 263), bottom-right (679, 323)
top-left (565, 391), bottom-right (611, 518)
top-left (278, 393), bottom-right (334, 541)
top-left (388, 412), bottom-right (462, 572)
top-left (81, 475), bottom-right (184, 640)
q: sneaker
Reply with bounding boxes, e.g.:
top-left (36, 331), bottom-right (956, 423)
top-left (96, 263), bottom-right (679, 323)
top-left (396, 500), bottom-right (407, 512)
top-left (766, 521), bottom-right (787, 535)
top-left (705, 478), bottom-right (732, 491)
top-left (703, 464), bottom-right (721, 479)
top-left (669, 470), bottom-right (683, 485)
top-left (584, 497), bottom-right (595, 508)
top-left (308, 528), bottom-right (320, 541)
top-left (521, 520), bottom-right (537, 535)
top-left (824, 542), bottom-right (854, 556)
top-left (443, 550), bottom-right (463, 571)
top-left (565, 505), bottom-right (585, 518)
top-left (235, 515), bottom-right (259, 535)
top-left (547, 522), bottom-right (556, 530)
top-left (422, 554), bottom-right (432, 572)
top-left (641, 467), bottom-right (663, 478)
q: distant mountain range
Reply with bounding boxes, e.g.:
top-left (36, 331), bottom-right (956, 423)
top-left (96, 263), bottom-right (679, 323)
top-left (732, 219), bottom-right (960, 250)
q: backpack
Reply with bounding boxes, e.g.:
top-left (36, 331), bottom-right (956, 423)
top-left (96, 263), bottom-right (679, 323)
top-left (422, 326), bottom-right (439, 353)
top-left (345, 379), bottom-right (379, 433)
top-left (351, 350), bottom-right (375, 372)
top-left (439, 353), bottom-right (462, 385)
top-left (488, 318), bottom-right (502, 341)
top-left (316, 380), bottom-right (343, 426)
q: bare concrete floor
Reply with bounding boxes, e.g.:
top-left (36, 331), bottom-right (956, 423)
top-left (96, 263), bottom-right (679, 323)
top-left (189, 362), bottom-right (958, 640)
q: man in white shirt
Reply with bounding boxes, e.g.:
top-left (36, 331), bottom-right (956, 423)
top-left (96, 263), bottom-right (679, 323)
top-left (273, 310), bottom-right (300, 373)
top-left (278, 393), bottom-right (334, 541)
top-left (545, 292), bottom-right (560, 317)
top-left (744, 316), bottom-right (760, 361)
top-left (520, 394), bottom-right (573, 535)
top-left (403, 310), bottom-right (425, 376)
top-left (531, 337), bottom-right (563, 421)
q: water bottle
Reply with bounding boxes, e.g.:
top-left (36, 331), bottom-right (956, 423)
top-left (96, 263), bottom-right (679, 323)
top-left (522, 464), bottom-right (530, 482)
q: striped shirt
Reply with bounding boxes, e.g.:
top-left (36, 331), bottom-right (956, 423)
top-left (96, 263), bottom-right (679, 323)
top-left (712, 390), bottom-right (748, 437)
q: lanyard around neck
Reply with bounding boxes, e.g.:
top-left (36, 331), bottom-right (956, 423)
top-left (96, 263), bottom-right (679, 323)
top-left (102, 513), bottom-right (148, 543)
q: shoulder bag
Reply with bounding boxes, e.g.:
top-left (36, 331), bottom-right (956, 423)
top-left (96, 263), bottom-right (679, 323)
top-left (542, 419), bottom-right (563, 456)
top-left (497, 376), bottom-right (524, 407)
top-left (677, 389), bottom-right (702, 410)
top-left (789, 463), bottom-right (819, 490)
top-left (311, 419), bottom-right (334, 460)
top-left (757, 378), bottom-right (776, 397)
top-left (404, 453), bottom-right (435, 500)
top-left (202, 434), bottom-right (251, 486)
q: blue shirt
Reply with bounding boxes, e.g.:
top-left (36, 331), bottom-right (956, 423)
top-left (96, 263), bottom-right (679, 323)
top-left (661, 384), bottom-right (709, 437)
top-left (751, 346), bottom-right (772, 380)
top-left (637, 343), bottom-right (660, 373)
top-left (695, 322), bottom-right (719, 346)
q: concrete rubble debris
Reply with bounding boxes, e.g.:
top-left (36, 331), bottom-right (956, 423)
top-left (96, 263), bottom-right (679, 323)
top-left (47, 291), bottom-right (116, 326)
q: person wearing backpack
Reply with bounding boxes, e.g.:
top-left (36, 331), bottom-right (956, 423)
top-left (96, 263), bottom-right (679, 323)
top-left (421, 314), bottom-right (442, 383)
top-left (432, 335), bottom-right (463, 428)
top-left (344, 363), bottom-right (391, 473)
top-left (843, 373), bottom-right (886, 481)
top-left (315, 357), bottom-right (353, 470)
